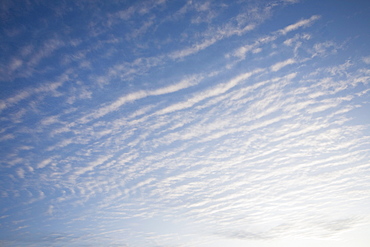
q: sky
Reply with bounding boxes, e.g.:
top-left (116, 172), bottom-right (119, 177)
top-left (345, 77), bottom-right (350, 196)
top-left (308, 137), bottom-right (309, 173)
top-left (0, 0), bottom-right (370, 246)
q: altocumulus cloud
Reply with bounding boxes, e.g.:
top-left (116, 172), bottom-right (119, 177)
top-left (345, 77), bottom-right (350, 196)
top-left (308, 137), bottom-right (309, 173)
top-left (0, 0), bottom-right (370, 247)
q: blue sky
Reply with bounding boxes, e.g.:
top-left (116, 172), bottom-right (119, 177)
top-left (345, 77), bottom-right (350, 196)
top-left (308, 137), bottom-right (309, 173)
top-left (1, 0), bottom-right (370, 246)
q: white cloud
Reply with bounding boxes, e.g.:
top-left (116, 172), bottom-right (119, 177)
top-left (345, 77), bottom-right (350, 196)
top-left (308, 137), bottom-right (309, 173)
top-left (47, 138), bottom-right (74, 151)
top-left (169, 37), bottom-right (219, 59)
top-left (232, 44), bottom-right (255, 59)
top-left (37, 158), bottom-right (53, 169)
top-left (169, 24), bottom-right (256, 60)
top-left (78, 75), bottom-right (201, 124)
top-left (279, 15), bottom-right (320, 35)
top-left (70, 155), bottom-right (114, 181)
top-left (284, 33), bottom-right (311, 46)
top-left (270, 58), bottom-right (296, 71)
top-left (228, 16), bottom-right (319, 61)
top-left (311, 41), bottom-right (339, 57)
top-left (40, 115), bottom-right (60, 126)
top-left (252, 47), bottom-right (262, 54)
top-left (156, 68), bottom-right (263, 115)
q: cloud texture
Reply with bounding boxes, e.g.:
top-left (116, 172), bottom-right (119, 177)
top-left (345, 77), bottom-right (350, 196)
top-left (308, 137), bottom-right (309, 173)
top-left (0, 0), bottom-right (370, 246)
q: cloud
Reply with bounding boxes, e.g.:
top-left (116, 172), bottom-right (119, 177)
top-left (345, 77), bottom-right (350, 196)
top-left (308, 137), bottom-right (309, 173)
top-left (0, 133), bottom-right (15, 142)
top-left (107, 0), bottom-right (166, 27)
top-left (279, 15), bottom-right (320, 35)
top-left (228, 15), bottom-right (319, 61)
top-left (37, 158), bottom-right (54, 169)
top-left (169, 37), bottom-right (219, 59)
top-left (27, 38), bottom-right (65, 67)
top-left (155, 68), bottom-right (263, 116)
top-left (78, 75), bottom-right (201, 124)
top-left (162, 1), bottom-right (287, 61)
top-left (270, 58), bottom-right (296, 71)
top-left (25, 190), bottom-right (46, 204)
top-left (311, 41), bottom-right (339, 57)
top-left (362, 56), bottom-right (370, 64)
top-left (47, 138), bottom-right (74, 151)
top-left (169, 23), bottom-right (256, 60)
top-left (69, 155), bottom-right (114, 181)
top-left (0, 81), bottom-right (65, 113)
top-left (283, 33), bottom-right (311, 46)
top-left (40, 115), bottom-right (61, 126)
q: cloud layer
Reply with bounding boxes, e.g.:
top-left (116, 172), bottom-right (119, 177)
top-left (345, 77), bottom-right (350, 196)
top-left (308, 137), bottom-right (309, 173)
top-left (0, 0), bottom-right (370, 246)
